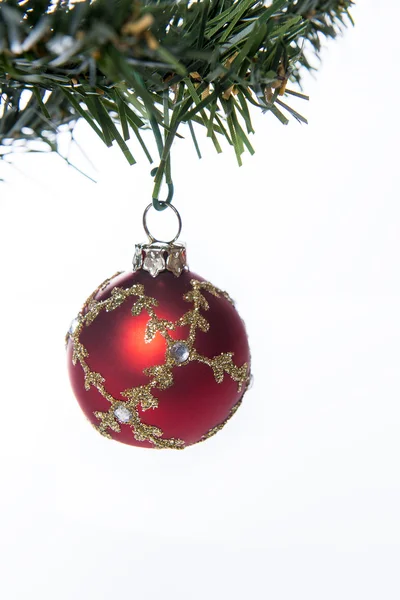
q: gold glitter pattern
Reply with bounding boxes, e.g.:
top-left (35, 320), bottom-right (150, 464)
top-left (68, 275), bottom-right (250, 449)
top-left (198, 399), bottom-right (243, 443)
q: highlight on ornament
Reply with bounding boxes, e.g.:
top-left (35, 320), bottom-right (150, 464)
top-left (66, 226), bottom-right (251, 449)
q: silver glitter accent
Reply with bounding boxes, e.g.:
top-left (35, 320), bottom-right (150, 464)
top-left (114, 405), bottom-right (132, 423)
top-left (69, 317), bottom-right (80, 335)
top-left (169, 341), bottom-right (190, 364)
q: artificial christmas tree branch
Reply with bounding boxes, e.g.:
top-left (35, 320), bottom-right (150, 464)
top-left (0, 0), bottom-right (353, 200)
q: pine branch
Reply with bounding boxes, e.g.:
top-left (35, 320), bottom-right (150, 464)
top-left (0, 0), bottom-right (354, 196)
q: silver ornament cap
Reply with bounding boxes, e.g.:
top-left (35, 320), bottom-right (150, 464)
top-left (133, 242), bottom-right (187, 278)
top-left (133, 202), bottom-right (187, 277)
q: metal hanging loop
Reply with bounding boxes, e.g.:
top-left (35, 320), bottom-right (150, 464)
top-left (142, 202), bottom-right (182, 245)
top-left (151, 167), bottom-right (174, 211)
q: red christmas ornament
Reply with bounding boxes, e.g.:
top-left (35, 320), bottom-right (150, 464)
top-left (66, 207), bottom-right (251, 449)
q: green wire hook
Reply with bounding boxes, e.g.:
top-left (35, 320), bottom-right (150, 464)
top-left (151, 167), bottom-right (174, 211)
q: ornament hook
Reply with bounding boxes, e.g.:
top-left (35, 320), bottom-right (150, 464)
top-left (142, 202), bottom-right (182, 244)
top-left (151, 167), bottom-right (174, 211)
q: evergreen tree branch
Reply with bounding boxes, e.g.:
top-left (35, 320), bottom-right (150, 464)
top-left (0, 0), bottom-right (354, 196)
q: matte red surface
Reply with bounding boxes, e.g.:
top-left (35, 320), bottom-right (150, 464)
top-left (67, 270), bottom-right (250, 448)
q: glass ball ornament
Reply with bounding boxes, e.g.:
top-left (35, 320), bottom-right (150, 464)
top-left (66, 238), bottom-right (251, 449)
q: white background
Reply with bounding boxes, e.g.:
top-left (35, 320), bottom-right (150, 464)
top-left (1, 2), bottom-right (399, 598)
